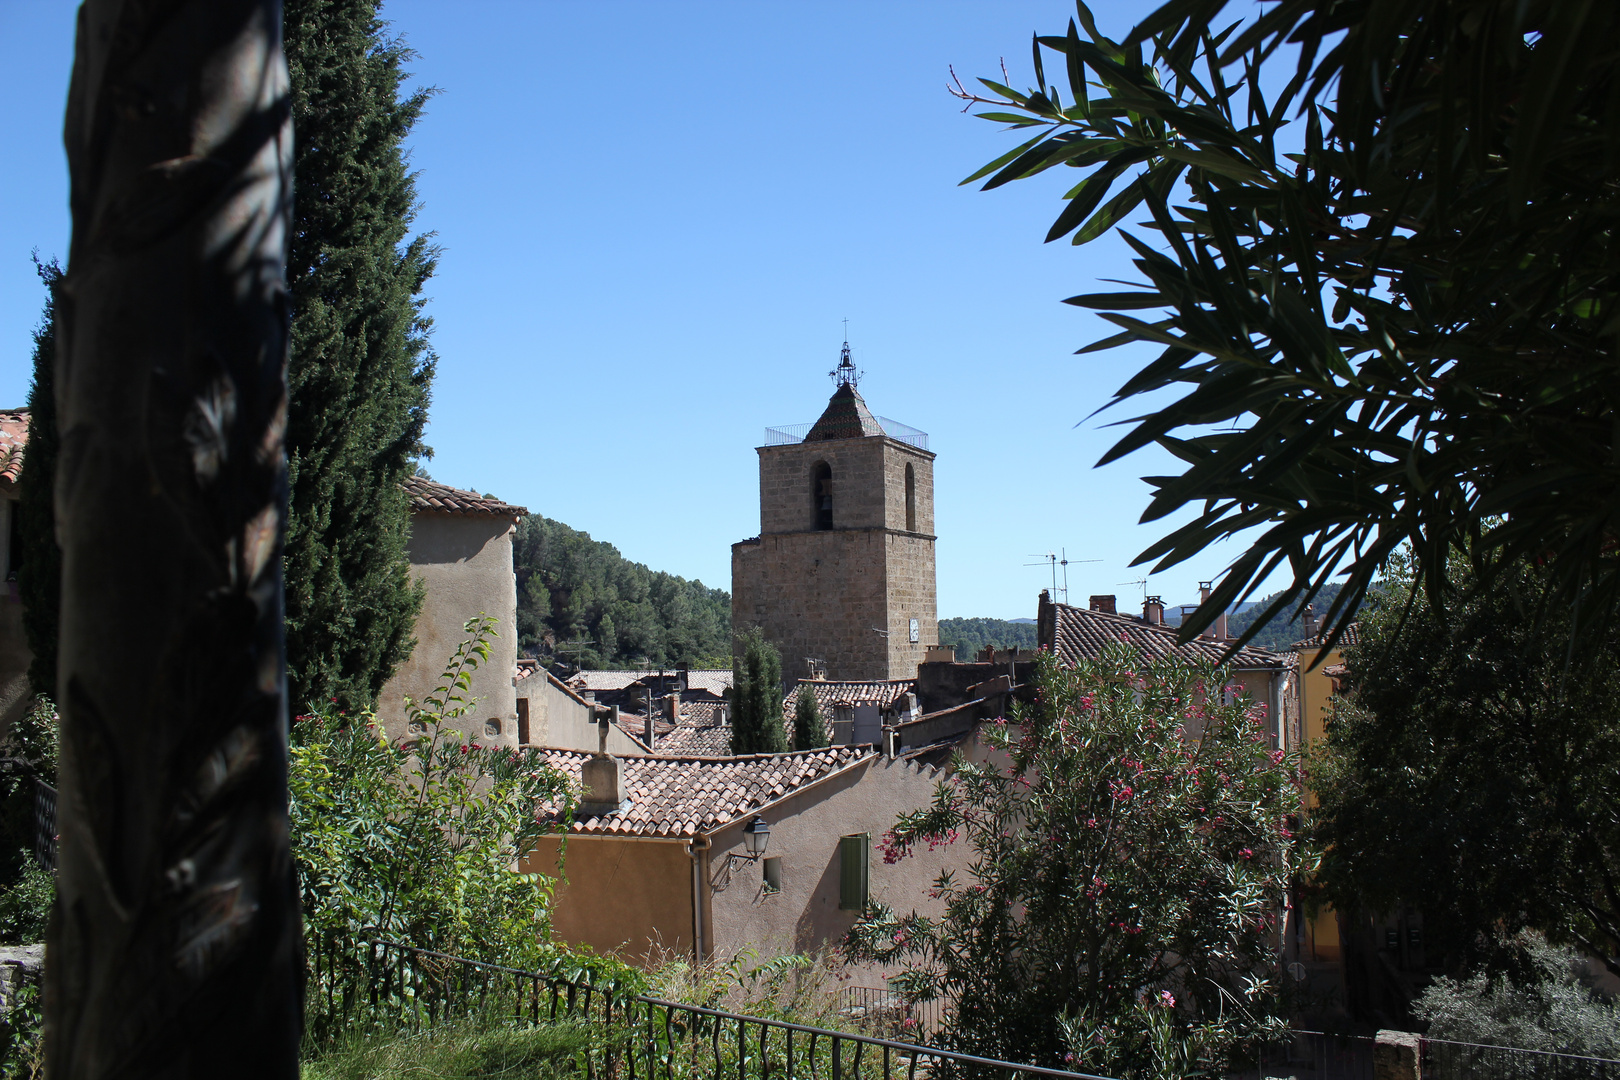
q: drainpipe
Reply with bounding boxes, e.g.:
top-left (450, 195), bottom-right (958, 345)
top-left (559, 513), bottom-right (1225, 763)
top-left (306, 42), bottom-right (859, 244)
top-left (687, 833), bottom-right (710, 962)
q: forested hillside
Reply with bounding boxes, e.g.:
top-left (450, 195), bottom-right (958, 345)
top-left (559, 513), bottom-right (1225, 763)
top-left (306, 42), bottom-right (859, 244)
top-left (1223, 582), bottom-right (1350, 651)
top-left (512, 516), bottom-right (731, 671)
top-left (938, 617), bottom-right (1040, 657)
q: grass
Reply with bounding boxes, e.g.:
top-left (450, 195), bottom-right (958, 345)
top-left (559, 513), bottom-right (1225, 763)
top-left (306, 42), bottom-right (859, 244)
top-left (302, 1015), bottom-right (601, 1080)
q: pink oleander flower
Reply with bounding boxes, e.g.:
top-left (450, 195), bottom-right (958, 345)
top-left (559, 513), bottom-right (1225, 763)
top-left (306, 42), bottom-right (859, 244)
top-left (1159, 990), bottom-right (1175, 1008)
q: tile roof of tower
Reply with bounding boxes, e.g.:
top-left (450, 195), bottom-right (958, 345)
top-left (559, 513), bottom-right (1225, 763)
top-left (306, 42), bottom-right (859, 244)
top-left (804, 384), bottom-right (883, 442)
top-left (533, 745), bottom-right (871, 836)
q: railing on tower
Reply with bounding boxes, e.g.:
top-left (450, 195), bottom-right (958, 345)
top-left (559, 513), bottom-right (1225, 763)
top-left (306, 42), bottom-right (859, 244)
top-left (763, 419), bottom-right (929, 451)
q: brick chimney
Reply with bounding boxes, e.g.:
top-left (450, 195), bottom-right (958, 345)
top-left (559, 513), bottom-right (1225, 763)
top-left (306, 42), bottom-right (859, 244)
top-left (1303, 604), bottom-right (1319, 641)
top-left (663, 693), bottom-right (680, 723)
top-left (1143, 596), bottom-right (1164, 625)
top-left (1089, 594), bottom-right (1117, 615)
top-left (580, 706), bottom-right (626, 817)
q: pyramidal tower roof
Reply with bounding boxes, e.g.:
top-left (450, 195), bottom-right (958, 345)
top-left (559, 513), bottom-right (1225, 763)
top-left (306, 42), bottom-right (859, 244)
top-left (805, 383), bottom-right (883, 442)
top-left (804, 339), bottom-right (883, 442)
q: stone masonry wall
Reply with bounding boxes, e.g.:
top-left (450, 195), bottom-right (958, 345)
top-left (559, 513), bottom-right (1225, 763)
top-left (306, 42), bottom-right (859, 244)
top-left (737, 433), bottom-right (938, 685)
top-left (732, 530), bottom-right (894, 683)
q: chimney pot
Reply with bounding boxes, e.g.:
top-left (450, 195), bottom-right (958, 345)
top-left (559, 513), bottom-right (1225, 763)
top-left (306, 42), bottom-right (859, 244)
top-left (1143, 595), bottom-right (1165, 625)
top-left (581, 706), bottom-right (625, 815)
top-left (1089, 594), bottom-right (1117, 615)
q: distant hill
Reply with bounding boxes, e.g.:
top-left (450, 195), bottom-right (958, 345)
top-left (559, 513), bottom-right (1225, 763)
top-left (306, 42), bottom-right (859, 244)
top-left (1222, 582), bottom-right (1352, 651)
top-left (512, 515), bottom-right (732, 671)
top-left (938, 617), bottom-right (1039, 657)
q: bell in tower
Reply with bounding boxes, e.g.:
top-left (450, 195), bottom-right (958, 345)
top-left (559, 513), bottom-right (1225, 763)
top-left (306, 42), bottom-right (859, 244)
top-left (731, 339), bottom-right (938, 683)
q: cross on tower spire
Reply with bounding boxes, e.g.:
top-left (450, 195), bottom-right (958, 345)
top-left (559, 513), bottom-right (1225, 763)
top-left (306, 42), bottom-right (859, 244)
top-left (830, 336), bottom-right (861, 389)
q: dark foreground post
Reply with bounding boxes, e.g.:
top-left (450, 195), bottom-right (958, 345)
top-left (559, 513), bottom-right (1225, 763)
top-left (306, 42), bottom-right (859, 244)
top-left (47, 1), bottom-right (300, 1075)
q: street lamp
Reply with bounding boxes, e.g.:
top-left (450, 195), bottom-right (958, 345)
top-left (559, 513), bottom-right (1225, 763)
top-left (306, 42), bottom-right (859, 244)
top-left (742, 815), bottom-right (770, 859)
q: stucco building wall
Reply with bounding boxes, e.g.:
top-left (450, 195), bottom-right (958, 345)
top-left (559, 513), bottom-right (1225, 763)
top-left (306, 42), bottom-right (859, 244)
top-left (0, 495), bottom-right (31, 739)
top-left (521, 836), bottom-right (694, 966)
top-left (376, 512), bottom-right (519, 746)
top-left (525, 752), bottom-right (957, 976)
top-left (520, 671), bottom-right (643, 755)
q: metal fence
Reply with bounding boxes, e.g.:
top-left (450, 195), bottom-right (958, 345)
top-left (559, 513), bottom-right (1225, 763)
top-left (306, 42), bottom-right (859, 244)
top-left (835, 986), bottom-right (942, 1041)
top-left (762, 419), bottom-right (929, 451)
top-left (312, 937), bottom-right (1116, 1080)
top-left (1229, 1029), bottom-right (1620, 1080)
top-left (1422, 1037), bottom-right (1620, 1080)
top-left (1231, 1030), bottom-right (1375, 1080)
top-left (31, 778), bottom-right (55, 873)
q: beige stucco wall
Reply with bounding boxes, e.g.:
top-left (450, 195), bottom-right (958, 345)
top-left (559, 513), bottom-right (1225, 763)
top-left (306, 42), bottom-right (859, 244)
top-left (0, 495), bottom-right (33, 740)
top-left (521, 835), bottom-right (694, 966)
top-left (522, 753), bottom-right (959, 975)
top-left (519, 671), bottom-right (644, 755)
top-left (703, 755), bottom-right (953, 976)
top-left (376, 511), bottom-right (519, 746)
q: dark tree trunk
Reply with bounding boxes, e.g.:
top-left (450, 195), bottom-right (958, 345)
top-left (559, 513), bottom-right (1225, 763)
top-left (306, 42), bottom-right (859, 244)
top-left (47, 1), bottom-right (301, 1075)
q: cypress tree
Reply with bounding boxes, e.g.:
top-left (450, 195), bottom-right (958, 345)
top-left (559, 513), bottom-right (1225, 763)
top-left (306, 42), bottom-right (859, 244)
top-left (731, 628), bottom-right (787, 755)
top-left (282, 0), bottom-right (435, 712)
top-left (17, 257), bottom-right (61, 698)
top-left (792, 684), bottom-right (828, 751)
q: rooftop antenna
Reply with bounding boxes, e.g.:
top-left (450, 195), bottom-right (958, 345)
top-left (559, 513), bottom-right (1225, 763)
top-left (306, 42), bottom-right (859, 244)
top-left (1058, 548), bottom-right (1102, 604)
top-left (1116, 576), bottom-right (1150, 603)
top-left (830, 322), bottom-right (862, 389)
top-left (1025, 552), bottom-right (1059, 595)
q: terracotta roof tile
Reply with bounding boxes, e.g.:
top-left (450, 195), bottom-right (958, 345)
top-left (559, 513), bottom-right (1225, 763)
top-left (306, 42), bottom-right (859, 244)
top-left (1048, 601), bottom-right (1282, 669)
top-left (535, 745), bottom-right (870, 836)
top-left (1286, 622), bottom-right (1361, 652)
top-left (783, 679), bottom-right (915, 725)
top-left (685, 670), bottom-right (733, 696)
top-left (567, 670), bottom-right (650, 693)
top-left (403, 475), bottom-right (525, 518)
top-left (654, 722), bottom-right (734, 757)
top-left (0, 409), bottom-right (28, 487)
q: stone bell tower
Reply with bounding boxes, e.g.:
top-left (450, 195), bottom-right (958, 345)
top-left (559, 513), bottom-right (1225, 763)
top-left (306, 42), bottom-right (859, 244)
top-left (731, 343), bottom-right (938, 683)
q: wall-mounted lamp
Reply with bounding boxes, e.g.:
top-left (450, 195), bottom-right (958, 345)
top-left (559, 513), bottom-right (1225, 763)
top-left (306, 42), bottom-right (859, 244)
top-left (728, 816), bottom-right (771, 868)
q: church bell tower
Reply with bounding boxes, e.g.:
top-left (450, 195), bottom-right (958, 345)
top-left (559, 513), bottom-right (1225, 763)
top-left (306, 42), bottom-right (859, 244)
top-left (731, 343), bottom-right (938, 683)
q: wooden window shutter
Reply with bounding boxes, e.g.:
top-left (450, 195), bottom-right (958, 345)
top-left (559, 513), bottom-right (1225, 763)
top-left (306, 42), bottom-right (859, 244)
top-left (839, 833), bottom-right (869, 910)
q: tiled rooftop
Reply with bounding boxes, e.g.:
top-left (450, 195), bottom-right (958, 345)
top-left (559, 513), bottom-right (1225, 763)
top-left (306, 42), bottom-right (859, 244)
top-left (1287, 622), bottom-right (1361, 652)
top-left (654, 722), bottom-right (735, 757)
top-left (403, 475), bottom-right (526, 519)
top-left (783, 679), bottom-right (915, 723)
top-left (1048, 601), bottom-right (1281, 669)
top-left (535, 745), bottom-right (871, 836)
top-left (685, 670), bottom-right (733, 696)
top-left (0, 409), bottom-right (28, 487)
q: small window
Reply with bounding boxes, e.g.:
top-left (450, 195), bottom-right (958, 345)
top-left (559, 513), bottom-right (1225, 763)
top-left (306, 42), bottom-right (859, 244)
top-left (517, 698), bottom-right (530, 745)
top-left (839, 833), bottom-right (869, 910)
top-left (812, 462), bottom-right (834, 530)
top-left (763, 856), bottom-right (781, 893)
top-left (904, 464), bottom-right (916, 532)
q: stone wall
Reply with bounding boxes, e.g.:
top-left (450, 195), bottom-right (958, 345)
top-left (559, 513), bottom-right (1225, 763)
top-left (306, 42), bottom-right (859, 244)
top-left (735, 435), bottom-right (937, 684)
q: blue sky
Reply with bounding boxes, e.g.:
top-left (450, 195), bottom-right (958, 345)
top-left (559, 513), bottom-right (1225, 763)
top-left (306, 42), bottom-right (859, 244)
top-left (0, 1), bottom-right (1279, 621)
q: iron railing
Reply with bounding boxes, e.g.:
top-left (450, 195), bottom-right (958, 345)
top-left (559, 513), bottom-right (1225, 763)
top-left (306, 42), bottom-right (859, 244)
top-left (31, 779), bottom-right (55, 874)
top-left (1422, 1036), bottom-right (1620, 1080)
top-left (1231, 1029), bottom-right (1620, 1080)
top-left (836, 985), bottom-right (941, 1040)
top-left (763, 419), bottom-right (929, 451)
top-left (310, 937), bottom-right (1116, 1080)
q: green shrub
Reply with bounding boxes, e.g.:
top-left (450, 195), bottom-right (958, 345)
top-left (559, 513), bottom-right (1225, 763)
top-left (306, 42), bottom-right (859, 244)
top-left (846, 647), bottom-right (1305, 1079)
top-left (0, 858), bottom-right (52, 946)
top-left (1415, 933), bottom-right (1620, 1058)
top-left (291, 618), bottom-right (575, 996)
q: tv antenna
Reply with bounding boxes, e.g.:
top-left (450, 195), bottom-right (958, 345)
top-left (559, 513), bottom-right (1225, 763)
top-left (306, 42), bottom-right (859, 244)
top-left (1116, 576), bottom-right (1150, 602)
top-left (1026, 549), bottom-right (1100, 602)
